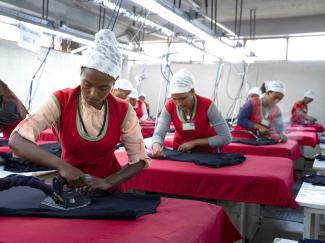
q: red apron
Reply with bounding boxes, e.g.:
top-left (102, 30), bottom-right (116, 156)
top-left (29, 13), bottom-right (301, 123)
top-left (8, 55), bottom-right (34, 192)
top-left (165, 94), bottom-right (216, 153)
top-left (233, 97), bottom-right (279, 138)
top-left (290, 101), bottom-right (307, 125)
top-left (133, 100), bottom-right (143, 119)
top-left (2, 120), bottom-right (20, 138)
top-left (54, 86), bottom-right (129, 179)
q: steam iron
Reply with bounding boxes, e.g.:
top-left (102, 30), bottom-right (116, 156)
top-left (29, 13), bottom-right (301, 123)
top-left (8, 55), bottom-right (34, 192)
top-left (40, 176), bottom-right (91, 210)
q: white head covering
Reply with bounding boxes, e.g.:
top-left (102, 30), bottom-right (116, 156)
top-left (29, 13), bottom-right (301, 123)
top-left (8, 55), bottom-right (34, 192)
top-left (247, 87), bottom-right (262, 96)
top-left (304, 89), bottom-right (315, 99)
top-left (114, 79), bottom-right (133, 91)
top-left (266, 80), bottom-right (285, 95)
top-left (82, 29), bottom-right (122, 80)
top-left (129, 89), bottom-right (138, 99)
top-left (169, 69), bottom-right (195, 94)
top-left (139, 92), bottom-right (146, 98)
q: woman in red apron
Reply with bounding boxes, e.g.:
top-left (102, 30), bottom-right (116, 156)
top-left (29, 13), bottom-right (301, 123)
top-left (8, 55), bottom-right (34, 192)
top-left (113, 78), bottom-right (133, 100)
top-left (151, 69), bottom-right (231, 157)
top-left (233, 80), bottom-right (287, 142)
top-left (9, 29), bottom-right (148, 190)
top-left (129, 89), bottom-right (148, 122)
top-left (291, 90), bottom-right (316, 125)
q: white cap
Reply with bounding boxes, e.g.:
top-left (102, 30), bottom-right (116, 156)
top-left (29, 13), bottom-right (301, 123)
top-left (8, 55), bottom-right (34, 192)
top-left (169, 69), bottom-right (195, 94)
top-left (304, 89), bottom-right (315, 99)
top-left (129, 89), bottom-right (138, 99)
top-left (266, 80), bottom-right (285, 95)
top-left (114, 79), bottom-right (133, 91)
top-left (247, 87), bottom-right (262, 96)
top-left (139, 92), bottom-right (146, 98)
top-left (82, 29), bottom-right (122, 80)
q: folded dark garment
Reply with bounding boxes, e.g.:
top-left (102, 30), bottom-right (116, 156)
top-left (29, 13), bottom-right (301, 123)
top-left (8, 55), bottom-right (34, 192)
top-left (0, 139), bottom-right (9, 147)
top-left (2, 143), bottom-right (60, 172)
top-left (298, 239), bottom-right (325, 243)
top-left (0, 174), bottom-right (53, 195)
top-left (315, 154), bottom-right (325, 161)
top-left (0, 186), bottom-right (160, 219)
top-left (154, 149), bottom-right (245, 168)
top-left (232, 137), bottom-right (278, 146)
top-left (303, 174), bottom-right (325, 186)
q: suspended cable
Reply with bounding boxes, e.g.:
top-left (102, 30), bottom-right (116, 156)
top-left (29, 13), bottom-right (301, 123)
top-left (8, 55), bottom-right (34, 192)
top-left (98, 5), bottom-right (102, 30)
top-left (214, 0), bottom-right (217, 34)
top-left (234, 0), bottom-right (238, 38)
top-left (111, 0), bottom-right (123, 31)
top-left (237, 0), bottom-right (243, 39)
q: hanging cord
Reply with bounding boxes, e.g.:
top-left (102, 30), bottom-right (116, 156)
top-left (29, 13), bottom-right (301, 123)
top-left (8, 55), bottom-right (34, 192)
top-left (26, 21), bottom-right (54, 111)
top-left (210, 0), bottom-right (214, 30)
top-left (98, 5), bottom-right (102, 30)
top-left (110, 0), bottom-right (123, 31)
top-left (212, 61), bottom-right (224, 103)
top-left (225, 63), bottom-right (249, 119)
top-left (237, 0), bottom-right (243, 39)
top-left (234, 0), bottom-right (238, 39)
top-left (214, 0), bottom-right (218, 34)
top-left (205, 0), bottom-right (208, 14)
top-left (253, 9), bottom-right (256, 40)
top-left (106, 0), bottom-right (120, 29)
top-left (249, 9), bottom-right (252, 40)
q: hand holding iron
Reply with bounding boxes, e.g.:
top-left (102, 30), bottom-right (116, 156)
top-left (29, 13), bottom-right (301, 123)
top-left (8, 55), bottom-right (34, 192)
top-left (57, 162), bottom-right (86, 188)
top-left (86, 176), bottom-right (113, 191)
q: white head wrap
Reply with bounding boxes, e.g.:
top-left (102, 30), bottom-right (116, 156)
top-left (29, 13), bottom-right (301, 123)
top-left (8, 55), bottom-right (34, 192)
top-left (169, 69), bottom-right (195, 94)
top-left (247, 87), bottom-right (262, 96)
top-left (82, 29), bottom-right (122, 80)
top-left (304, 90), bottom-right (315, 99)
top-left (266, 80), bottom-right (285, 95)
top-left (114, 79), bottom-right (133, 91)
top-left (139, 92), bottom-right (146, 98)
top-left (129, 89), bottom-right (138, 99)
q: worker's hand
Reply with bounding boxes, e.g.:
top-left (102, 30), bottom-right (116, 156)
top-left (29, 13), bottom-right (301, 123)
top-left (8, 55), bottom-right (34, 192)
top-left (278, 134), bottom-right (288, 143)
top-left (255, 124), bottom-right (269, 135)
top-left (57, 162), bottom-right (86, 188)
top-left (178, 141), bottom-right (196, 152)
top-left (151, 143), bottom-right (165, 158)
top-left (87, 177), bottom-right (113, 191)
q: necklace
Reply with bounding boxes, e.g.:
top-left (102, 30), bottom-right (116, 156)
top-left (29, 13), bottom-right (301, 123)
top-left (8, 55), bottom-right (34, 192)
top-left (183, 109), bottom-right (193, 122)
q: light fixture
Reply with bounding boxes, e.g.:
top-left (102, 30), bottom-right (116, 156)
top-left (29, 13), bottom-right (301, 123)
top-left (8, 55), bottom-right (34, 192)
top-left (130, 0), bottom-right (248, 62)
top-left (92, 0), bottom-right (175, 37)
top-left (0, 14), bottom-right (162, 62)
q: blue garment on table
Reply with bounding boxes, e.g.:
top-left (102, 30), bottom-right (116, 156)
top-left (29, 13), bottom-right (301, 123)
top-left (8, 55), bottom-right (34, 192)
top-left (315, 154), bottom-right (325, 161)
top-left (156, 148), bottom-right (245, 168)
top-left (0, 184), bottom-right (160, 219)
top-left (2, 143), bottom-right (60, 172)
top-left (303, 174), bottom-right (325, 186)
top-left (298, 239), bottom-right (325, 243)
top-left (232, 137), bottom-right (278, 146)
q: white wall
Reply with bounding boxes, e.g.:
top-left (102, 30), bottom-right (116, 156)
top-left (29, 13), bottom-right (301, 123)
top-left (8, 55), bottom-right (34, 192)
top-left (1, 38), bottom-right (324, 125)
top-left (0, 39), bottom-right (131, 111)
top-left (0, 39), bottom-right (82, 110)
top-left (131, 61), bottom-right (325, 125)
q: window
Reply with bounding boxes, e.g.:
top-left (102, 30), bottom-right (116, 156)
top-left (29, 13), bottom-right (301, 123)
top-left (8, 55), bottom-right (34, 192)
top-left (245, 38), bottom-right (287, 61)
top-left (288, 36), bottom-right (325, 61)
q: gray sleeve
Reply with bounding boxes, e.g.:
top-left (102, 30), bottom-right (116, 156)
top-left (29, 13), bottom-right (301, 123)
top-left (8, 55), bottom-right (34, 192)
top-left (151, 107), bottom-right (171, 146)
top-left (207, 103), bottom-right (232, 147)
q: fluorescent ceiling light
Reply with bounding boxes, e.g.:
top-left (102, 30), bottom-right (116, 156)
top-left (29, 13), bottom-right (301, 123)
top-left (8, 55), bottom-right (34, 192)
top-left (93, 0), bottom-right (174, 37)
top-left (130, 0), bottom-right (247, 62)
top-left (0, 14), bottom-right (161, 62)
